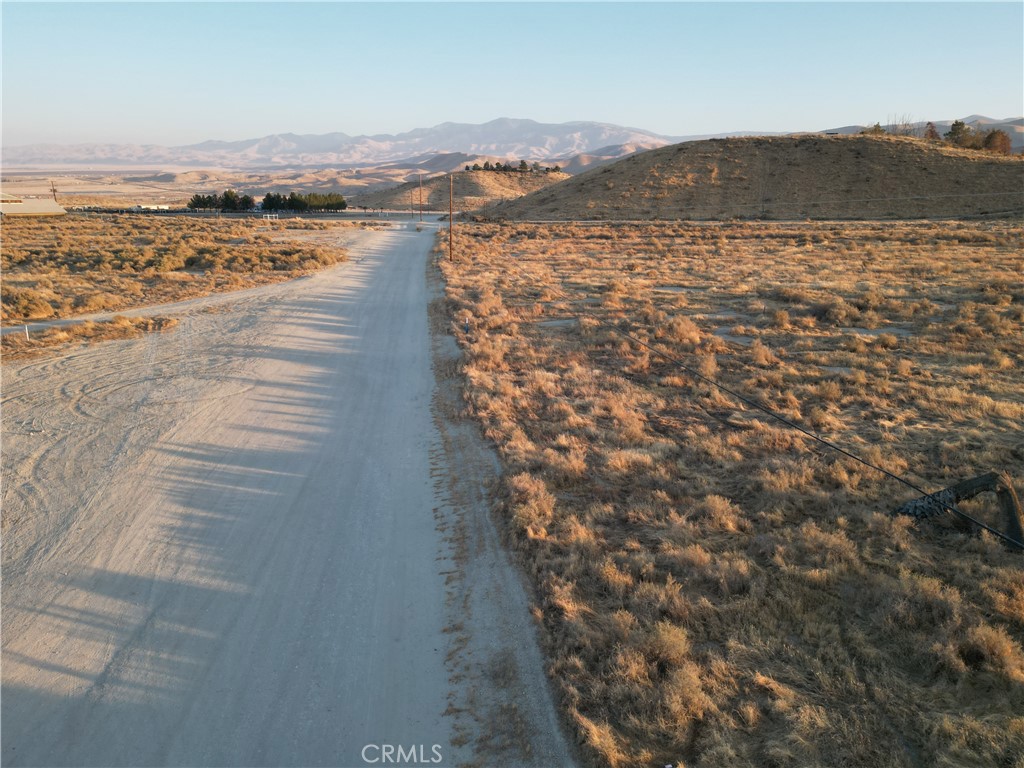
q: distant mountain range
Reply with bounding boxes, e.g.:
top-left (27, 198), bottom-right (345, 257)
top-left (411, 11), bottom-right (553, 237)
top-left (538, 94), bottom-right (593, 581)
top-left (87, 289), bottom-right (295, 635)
top-left (3, 116), bottom-right (1020, 170)
top-left (2, 119), bottom-right (676, 169)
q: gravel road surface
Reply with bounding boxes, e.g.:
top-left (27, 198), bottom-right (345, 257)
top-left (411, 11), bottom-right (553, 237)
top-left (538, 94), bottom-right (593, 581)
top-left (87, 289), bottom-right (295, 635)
top-left (1, 222), bottom-right (575, 767)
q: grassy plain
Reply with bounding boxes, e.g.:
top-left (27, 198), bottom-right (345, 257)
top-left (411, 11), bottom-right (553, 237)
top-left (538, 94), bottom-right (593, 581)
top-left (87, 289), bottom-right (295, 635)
top-left (1, 166), bottom-right (427, 208)
top-left (439, 220), bottom-right (1024, 767)
top-left (1, 214), bottom-right (363, 355)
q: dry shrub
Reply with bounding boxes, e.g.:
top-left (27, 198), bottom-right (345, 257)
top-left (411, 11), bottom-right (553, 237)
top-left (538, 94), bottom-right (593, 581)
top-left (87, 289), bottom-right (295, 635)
top-left (574, 713), bottom-right (630, 768)
top-left (507, 472), bottom-right (555, 538)
top-left (697, 495), bottom-right (747, 533)
top-left (750, 339), bottom-right (778, 366)
top-left (661, 662), bottom-right (714, 722)
top-left (468, 333), bottom-right (509, 371)
top-left (664, 315), bottom-right (701, 345)
top-left (958, 624), bottom-right (1024, 682)
top-left (771, 309), bottom-right (791, 329)
top-left (645, 621), bottom-right (691, 667)
top-left (1, 286), bottom-right (56, 319)
top-left (543, 441), bottom-right (588, 484)
top-left (814, 298), bottom-right (861, 326)
top-left (675, 543), bottom-right (712, 569)
top-left (74, 291), bottom-right (121, 312)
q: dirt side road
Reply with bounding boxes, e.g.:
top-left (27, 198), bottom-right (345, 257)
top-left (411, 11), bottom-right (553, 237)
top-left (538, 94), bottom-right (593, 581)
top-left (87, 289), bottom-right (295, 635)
top-left (1, 222), bottom-right (575, 767)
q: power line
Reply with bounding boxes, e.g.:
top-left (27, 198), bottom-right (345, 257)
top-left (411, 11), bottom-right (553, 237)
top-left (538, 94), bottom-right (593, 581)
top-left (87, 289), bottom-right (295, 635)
top-left (495, 188), bottom-right (1022, 221)
top-left (478, 245), bottom-right (1024, 550)
top-left (738, 190), bottom-right (1021, 210)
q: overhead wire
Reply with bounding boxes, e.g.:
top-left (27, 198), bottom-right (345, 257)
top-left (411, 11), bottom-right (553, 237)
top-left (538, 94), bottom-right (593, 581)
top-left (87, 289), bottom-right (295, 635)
top-left (455, 229), bottom-right (1024, 550)
top-left (492, 188), bottom-right (1022, 221)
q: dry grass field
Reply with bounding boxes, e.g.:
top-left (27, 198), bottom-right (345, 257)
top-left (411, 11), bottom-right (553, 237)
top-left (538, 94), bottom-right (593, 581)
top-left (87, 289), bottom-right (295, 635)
top-left (0, 214), bottom-right (358, 322)
top-left (0, 214), bottom-right (366, 356)
top-left (480, 135), bottom-right (1024, 221)
top-left (439, 220), bottom-right (1024, 767)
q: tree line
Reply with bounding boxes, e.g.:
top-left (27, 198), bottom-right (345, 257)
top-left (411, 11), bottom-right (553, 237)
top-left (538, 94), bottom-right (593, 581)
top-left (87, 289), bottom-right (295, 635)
top-left (861, 119), bottom-right (1014, 155)
top-left (938, 120), bottom-right (1012, 154)
top-left (464, 160), bottom-right (562, 173)
top-left (260, 192), bottom-right (347, 211)
top-left (187, 190), bottom-right (255, 211)
top-left (187, 190), bottom-right (347, 212)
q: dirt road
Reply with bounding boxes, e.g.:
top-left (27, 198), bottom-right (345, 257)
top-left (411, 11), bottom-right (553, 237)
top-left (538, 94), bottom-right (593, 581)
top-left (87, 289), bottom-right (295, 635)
top-left (1, 222), bottom-right (575, 767)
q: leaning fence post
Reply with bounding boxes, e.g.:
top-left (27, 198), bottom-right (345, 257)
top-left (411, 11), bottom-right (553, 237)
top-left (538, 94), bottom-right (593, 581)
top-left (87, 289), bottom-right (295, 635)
top-left (894, 471), bottom-right (1024, 550)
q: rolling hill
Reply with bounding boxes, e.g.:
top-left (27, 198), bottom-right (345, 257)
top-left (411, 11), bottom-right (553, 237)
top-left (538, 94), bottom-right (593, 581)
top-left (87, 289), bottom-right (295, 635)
top-left (478, 134), bottom-right (1024, 221)
top-left (349, 169), bottom-right (571, 212)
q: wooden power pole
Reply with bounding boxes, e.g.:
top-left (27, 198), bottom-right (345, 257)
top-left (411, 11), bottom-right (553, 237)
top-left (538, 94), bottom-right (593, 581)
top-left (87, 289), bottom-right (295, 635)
top-left (448, 174), bottom-right (454, 261)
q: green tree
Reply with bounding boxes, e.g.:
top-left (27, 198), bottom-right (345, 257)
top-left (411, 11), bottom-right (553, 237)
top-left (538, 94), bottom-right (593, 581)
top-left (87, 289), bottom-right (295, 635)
top-left (304, 192), bottom-right (347, 211)
top-left (221, 190), bottom-right (240, 211)
top-left (982, 129), bottom-right (1012, 155)
top-left (519, 159), bottom-right (529, 171)
top-left (861, 122), bottom-right (885, 136)
top-left (944, 120), bottom-right (973, 147)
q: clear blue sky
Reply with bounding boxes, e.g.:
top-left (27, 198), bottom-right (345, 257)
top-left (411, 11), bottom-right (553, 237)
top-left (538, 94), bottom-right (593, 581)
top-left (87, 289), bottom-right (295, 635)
top-left (3, 2), bottom-right (1021, 146)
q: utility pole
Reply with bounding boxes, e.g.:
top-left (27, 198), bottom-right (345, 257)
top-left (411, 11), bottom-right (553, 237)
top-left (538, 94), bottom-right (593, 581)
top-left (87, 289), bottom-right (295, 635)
top-left (448, 174), bottom-right (454, 262)
top-left (418, 172), bottom-right (423, 222)
top-left (50, 180), bottom-right (58, 202)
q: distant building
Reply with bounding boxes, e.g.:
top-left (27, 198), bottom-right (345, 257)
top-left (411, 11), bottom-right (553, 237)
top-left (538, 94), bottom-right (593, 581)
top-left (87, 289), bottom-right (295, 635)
top-left (0, 193), bottom-right (67, 217)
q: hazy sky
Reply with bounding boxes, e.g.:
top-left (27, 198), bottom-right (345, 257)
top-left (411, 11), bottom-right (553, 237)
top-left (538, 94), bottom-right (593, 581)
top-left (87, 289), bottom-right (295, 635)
top-left (3, 1), bottom-right (1022, 146)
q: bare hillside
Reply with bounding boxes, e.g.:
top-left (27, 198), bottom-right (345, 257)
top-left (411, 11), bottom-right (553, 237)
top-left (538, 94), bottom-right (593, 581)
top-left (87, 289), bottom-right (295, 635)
top-left (480, 135), bottom-right (1024, 220)
top-left (350, 169), bottom-right (569, 212)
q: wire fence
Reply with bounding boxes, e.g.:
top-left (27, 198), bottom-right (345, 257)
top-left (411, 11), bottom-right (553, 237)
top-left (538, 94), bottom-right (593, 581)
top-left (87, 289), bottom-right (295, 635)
top-left (488, 187), bottom-right (1024, 222)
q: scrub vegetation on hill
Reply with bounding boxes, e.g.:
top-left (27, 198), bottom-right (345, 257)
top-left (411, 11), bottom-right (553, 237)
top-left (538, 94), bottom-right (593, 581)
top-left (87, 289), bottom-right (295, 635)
top-left (351, 168), bottom-right (570, 212)
top-left (439, 219), bottom-right (1024, 767)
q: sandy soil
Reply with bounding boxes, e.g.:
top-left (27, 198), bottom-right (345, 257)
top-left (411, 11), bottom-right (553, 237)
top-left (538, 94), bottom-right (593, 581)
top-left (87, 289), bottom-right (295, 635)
top-left (1, 222), bottom-right (574, 767)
